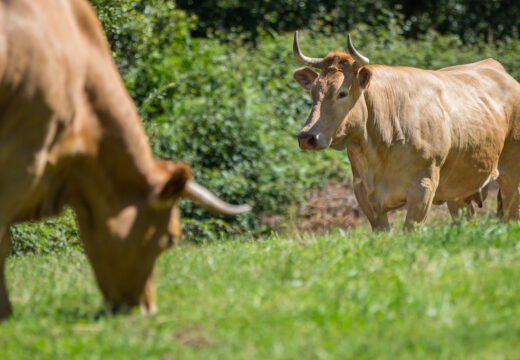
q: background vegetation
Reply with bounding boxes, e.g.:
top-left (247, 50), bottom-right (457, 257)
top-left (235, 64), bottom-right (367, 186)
top-left (10, 0), bottom-right (520, 250)
top-left (177, 0), bottom-right (520, 44)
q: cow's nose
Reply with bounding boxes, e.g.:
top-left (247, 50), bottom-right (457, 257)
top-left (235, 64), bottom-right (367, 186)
top-left (298, 132), bottom-right (318, 150)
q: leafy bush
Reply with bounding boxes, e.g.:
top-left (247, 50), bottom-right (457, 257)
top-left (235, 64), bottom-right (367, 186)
top-left (89, 0), bottom-right (196, 106)
top-left (10, 209), bottom-right (80, 255)
top-left (90, 0), bottom-right (195, 72)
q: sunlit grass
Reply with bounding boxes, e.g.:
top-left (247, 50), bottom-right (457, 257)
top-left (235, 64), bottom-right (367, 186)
top-left (2, 219), bottom-right (520, 359)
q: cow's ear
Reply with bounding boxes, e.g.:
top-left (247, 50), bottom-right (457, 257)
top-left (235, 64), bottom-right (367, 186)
top-left (357, 67), bottom-right (372, 90)
top-left (158, 162), bottom-right (192, 201)
top-left (293, 67), bottom-right (319, 91)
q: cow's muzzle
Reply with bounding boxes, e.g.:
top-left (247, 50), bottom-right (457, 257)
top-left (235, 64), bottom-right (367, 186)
top-left (298, 132), bottom-right (322, 151)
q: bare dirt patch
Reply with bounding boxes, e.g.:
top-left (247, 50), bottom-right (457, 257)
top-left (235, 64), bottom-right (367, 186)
top-left (298, 182), bottom-right (367, 233)
top-left (175, 325), bottom-right (214, 348)
top-left (277, 181), bottom-right (501, 235)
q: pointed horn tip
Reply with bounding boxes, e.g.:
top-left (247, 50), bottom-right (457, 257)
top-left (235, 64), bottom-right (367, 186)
top-left (233, 203), bottom-right (252, 215)
top-left (347, 33), bottom-right (370, 65)
top-left (182, 180), bottom-right (252, 216)
top-left (293, 31), bottom-right (299, 51)
top-left (292, 30), bottom-right (323, 68)
top-left (212, 203), bottom-right (252, 217)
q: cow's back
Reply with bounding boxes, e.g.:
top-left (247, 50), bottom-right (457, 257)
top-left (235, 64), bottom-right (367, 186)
top-left (365, 60), bottom-right (520, 203)
top-left (435, 59), bottom-right (520, 200)
top-left (0, 0), bottom-right (112, 221)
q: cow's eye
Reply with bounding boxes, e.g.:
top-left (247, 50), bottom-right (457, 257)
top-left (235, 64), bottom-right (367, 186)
top-left (338, 90), bottom-right (348, 99)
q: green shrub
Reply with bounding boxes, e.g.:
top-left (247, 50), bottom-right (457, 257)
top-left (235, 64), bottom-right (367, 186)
top-left (10, 209), bottom-right (80, 256)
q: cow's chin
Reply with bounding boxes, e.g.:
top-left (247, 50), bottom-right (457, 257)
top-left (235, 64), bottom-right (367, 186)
top-left (301, 146), bottom-right (328, 152)
top-left (330, 137), bottom-right (348, 150)
top-left (86, 254), bottom-right (159, 316)
top-left (103, 274), bottom-right (157, 316)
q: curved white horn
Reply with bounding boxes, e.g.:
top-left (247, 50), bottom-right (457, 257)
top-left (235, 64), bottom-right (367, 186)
top-left (347, 34), bottom-right (370, 65)
top-left (293, 31), bottom-right (323, 69)
top-left (182, 180), bottom-right (252, 216)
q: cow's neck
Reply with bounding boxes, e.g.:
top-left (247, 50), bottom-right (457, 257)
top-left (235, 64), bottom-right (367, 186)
top-left (82, 62), bottom-right (163, 197)
top-left (64, 67), bottom-right (163, 216)
top-left (333, 93), bottom-right (372, 154)
top-left (347, 78), bottom-right (405, 166)
top-left (338, 86), bottom-right (399, 179)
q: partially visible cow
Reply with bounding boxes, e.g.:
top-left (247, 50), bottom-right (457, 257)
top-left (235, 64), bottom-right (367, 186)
top-left (292, 31), bottom-right (520, 230)
top-left (0, 0), bottom-right (250, 319)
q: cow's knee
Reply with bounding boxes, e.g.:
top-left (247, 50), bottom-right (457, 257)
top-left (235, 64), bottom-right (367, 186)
top-left (404, 169), bottom-right (439, 229)
top-left (353, 182), bottom-right (390, 231)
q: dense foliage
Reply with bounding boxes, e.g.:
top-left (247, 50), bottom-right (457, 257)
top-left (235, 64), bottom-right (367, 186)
top-left (10, 1), bottom-right (520, 251)
top-left (178, 0), bottom-right (520, 44)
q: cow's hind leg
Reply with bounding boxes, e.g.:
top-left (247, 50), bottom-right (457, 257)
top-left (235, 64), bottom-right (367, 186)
top-left (0, 229), bottom-right (12, 320)
top-left (497, 141), bottom-right (520, 221)
top-left (447, 200), bottom-right (474, 220)
top-left (497, 189), bottom-right (504, 218)
top-left (353, 178), bottom-right (390, 231)
top-left (497, 176), bottom-right (519, 221)
top-left (404, 166), bottom-right (439, 230)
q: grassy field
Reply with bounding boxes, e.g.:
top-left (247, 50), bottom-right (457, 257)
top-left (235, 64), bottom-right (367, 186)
top-left (2, 218), bottom-right (520, 359)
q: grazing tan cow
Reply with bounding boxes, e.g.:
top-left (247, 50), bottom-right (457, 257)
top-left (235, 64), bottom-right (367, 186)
top-left (0, 0), bottom-right (250, 319)
top-left (292, 31), bottom-right (520, 230)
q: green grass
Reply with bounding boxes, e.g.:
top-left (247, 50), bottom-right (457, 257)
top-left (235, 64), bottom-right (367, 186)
top-left (2, 219), bottom-right (520, 359)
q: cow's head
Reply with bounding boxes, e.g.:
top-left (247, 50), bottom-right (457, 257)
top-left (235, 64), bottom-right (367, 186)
top-left (75, 160), bottom-right (250, 314)
top-left (293, 31), bottom-right (372, 151)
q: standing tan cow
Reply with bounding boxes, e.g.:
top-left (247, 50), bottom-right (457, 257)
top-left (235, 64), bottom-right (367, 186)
top-left (0, 0), bottom-right (250, 319)
top-left (292, 31), bottom-right (520, 230)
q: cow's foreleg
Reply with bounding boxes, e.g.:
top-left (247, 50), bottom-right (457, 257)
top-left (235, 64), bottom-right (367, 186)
top-left (0, 230), bottom-right (12, 320)
top-left (353, 179), bottom-right (390, 231)
top-left (404, 167), bottom-right (439, 229)
top-left (447, 200), bottom-right (474, 220)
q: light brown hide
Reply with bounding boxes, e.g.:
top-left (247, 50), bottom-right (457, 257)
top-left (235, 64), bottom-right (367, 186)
top-left (294, 37), bottom-right (520, 230)
top-left (0, 0), bottom-right (249, 320)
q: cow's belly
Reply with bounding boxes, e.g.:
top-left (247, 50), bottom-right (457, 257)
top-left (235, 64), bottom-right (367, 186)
top-left (364, 151), bottom-right (500, 210)
top-left (434, 95), bottom-right (507, 200)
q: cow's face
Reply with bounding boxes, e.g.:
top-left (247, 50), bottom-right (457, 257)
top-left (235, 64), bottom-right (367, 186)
top-left (76, 162), bottom-right (190, 314)
top-left (292, 32), bottom-right (372, 151)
